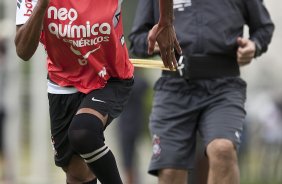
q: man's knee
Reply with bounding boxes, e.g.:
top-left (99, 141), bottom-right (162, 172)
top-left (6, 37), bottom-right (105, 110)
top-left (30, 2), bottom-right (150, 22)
top-left (68, 113), bottom-right (105, 154)
top-left (207, 139), bottom-right (237, 163)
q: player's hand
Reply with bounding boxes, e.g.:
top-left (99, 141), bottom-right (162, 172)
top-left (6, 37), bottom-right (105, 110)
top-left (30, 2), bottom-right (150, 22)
top-left (147, 24), bottom-right (182, 71)
top-left (237, 37), bottom-right (256, 66)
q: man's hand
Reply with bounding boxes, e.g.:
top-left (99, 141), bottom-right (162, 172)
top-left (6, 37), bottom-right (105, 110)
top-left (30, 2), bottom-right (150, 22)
top-left (147, 24), bottom-right (182, 71)
top-left (237, 37), bottom-right (256, 66)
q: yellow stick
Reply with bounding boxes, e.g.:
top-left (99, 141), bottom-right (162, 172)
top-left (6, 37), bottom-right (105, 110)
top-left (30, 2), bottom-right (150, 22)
top-left (129, 59), bottom-right (175, 71)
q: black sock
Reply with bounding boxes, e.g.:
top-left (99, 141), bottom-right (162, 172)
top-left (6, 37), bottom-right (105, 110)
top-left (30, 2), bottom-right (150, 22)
top-left (85, 150), bottom-right (123, 184)
top-left (69, 114), bottom-right (123, 184)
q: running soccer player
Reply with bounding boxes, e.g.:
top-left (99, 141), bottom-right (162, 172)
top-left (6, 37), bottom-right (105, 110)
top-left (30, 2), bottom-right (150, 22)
top-left (15, 0), bottom-right (181, 183)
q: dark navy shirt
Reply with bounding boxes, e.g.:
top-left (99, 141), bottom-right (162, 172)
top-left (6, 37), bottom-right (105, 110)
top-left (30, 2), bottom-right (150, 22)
top-left (129, 0), bottom-right (274, 59)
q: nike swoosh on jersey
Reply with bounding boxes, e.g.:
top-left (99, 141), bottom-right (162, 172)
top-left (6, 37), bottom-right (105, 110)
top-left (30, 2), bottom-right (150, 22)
top-left (91, 97), bottom-right (106, 103)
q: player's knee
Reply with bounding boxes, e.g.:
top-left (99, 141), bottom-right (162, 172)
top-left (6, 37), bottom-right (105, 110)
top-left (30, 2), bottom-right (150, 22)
top-left (207, 139), bottom-right (237, 163)
top-left (68, 113), bottom-right (104, 154)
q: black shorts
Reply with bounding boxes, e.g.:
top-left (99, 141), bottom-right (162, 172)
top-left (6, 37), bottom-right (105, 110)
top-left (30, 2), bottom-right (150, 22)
top-left (48, 78), bottom-right (134, 167)
top-left (148, 76), bottom-right (247, 175)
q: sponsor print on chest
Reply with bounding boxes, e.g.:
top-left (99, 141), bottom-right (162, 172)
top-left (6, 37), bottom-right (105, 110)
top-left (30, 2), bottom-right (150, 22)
top-left (47, 6), bottom-right (111, 41)
top-left (46, 6), bottom-right (112, 66)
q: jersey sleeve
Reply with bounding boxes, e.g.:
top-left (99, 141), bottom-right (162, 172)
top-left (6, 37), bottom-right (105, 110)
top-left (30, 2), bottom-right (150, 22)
top-left (16, 0), bottom-right (38, 25)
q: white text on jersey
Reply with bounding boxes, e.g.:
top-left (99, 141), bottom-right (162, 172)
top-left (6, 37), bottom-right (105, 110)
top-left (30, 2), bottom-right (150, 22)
top-left (47, 7), bottom-right (111, 39)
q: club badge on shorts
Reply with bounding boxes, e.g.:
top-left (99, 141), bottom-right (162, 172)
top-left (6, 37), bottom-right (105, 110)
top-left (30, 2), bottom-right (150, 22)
top-left (152, 134), bottom-right (161, 158)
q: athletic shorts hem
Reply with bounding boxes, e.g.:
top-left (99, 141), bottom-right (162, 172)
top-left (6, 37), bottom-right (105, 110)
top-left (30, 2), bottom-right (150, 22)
top-left (205, 135), bottom-right (241, 150)
top-left (55, 158), bottom-right (71, 168)
top-left (54, 152), bottom-right (80, 167)
top-left (148, 164), bottom-right (191, 176)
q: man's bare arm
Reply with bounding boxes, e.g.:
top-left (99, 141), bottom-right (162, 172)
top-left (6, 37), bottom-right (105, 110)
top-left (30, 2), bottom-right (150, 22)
top-left (158, 0), bottom-right (174, 26)
top-left (15, 0), bottom-right (49, 61)
top-left (147, 0), bottom-right (181, 70)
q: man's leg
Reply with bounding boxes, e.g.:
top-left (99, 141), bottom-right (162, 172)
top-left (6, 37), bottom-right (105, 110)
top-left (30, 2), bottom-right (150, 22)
top-left (158, 169), bottom-right (187, 184)
top-left (68, 109), bottom-right (123, 184)
top-left (197, 77), bottom-right (246, 184)
top-left (147, 78), bottom-right (200, 184)
top-left (62, 155), bottom-right (97, 184)
top-left (206, 139), bottom-right (240, 184)
top-left (48, 92), bottom-right (103, 184)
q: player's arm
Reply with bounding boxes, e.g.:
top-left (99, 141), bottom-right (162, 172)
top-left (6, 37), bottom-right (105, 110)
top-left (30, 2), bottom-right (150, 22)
top-left (244, 0), bottom-right (274, 57)
top-left (158, 0), bottom-right (174, 27)
top-left (148, 0), bottom-right (182, 70)
top-left (15, 0), bottom-right (49, 61)
top-left (237, 0), bottom-right (274, 66)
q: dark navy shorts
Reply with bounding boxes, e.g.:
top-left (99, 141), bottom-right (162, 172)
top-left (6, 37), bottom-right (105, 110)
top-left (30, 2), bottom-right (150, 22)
top-left (48, 78), bottom-right (134, 167)
top-left (148, 76), bottom-right (247, 176)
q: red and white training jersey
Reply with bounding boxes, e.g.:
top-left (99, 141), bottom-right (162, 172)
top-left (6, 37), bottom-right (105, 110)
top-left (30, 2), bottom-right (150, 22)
top-left (16, 0), bottom-right (134, 94)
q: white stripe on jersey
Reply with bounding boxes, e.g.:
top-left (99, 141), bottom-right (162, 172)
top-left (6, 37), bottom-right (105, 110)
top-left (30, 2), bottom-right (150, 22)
top-left (113, 0), bottom-right (123, 27)
top-left (16, 0), bottom-right (38, 25)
